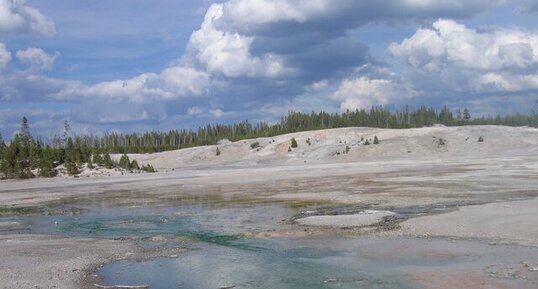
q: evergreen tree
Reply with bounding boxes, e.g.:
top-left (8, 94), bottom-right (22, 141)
top-left (373, 136), bottom-right (380, 145)
top-left (130, 160), bottom-right (140, 170)
top-left (13, 118), bottom-right (35, 178)
top-left (92, 148), bottom-right (103, 166)
top-left (0, 131), bottom-right (4, 148)
top-left (0, 138), bottom-right (20, 178)
top-left (65, 161), bottom-right (78, 176)
top-left (19, 116), bottom-right (32, 148)
top-left (438, 106), bottom-right (454, 125)
top-left (142, 164), bottom-right (156, 173)
top-left (63, 120), bottom-right (70, 148)
top-left (0, 131), bottom-right (5, 160)
top-left (291, 138), bottom-right (298, 148)
top-left (119, 154), bottom-right (131, 170)
top-left (38, 146), bottom-right (56, 177)
top-left (103, 152), bottom-right (115, 169)
top-left (64, 138), bottom-right (77, 173)
top-left (463, 109), bottom-right (471, 121)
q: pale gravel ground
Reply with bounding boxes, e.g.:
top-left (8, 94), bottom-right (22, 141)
top-left (396, 198), bottom-right (538, 246)
top-left (0, 126), bottom-right (537, 288)
top-left (296, 210), bottom-right (396, 227)
top-left (0, 234), bottom-right (139, 289)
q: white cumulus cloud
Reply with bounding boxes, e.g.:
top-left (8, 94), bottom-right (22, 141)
top-left (57, 66), bottom-right (213, 103)
top-left (188, 4), bottom-right (293, 78)
top-left (185, 0), bottom-right (505, 80)
top-left (16, 47), bottom-right (56, 71)
top-left (388, 19), bottom-right (538, 94)
top-left (0, 0), bottom-right (56, 36)
top-left (332, 77), bottom-right (403, 111)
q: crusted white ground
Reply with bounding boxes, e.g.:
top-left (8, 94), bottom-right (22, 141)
top-left (1, 125), bottom-right (538, 288)
top-left (396, 198), bottom-right (538, 246)
top-left (295, 210), bottom-right (396, 227)
top-left (115, 125), bottom-right (538, 170)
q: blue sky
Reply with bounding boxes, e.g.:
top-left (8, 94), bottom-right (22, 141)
top-left (1, 0), bottom-right (537, 138)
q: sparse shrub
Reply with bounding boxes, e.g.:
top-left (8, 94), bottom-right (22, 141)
top-left (65, 161), bottom-right (78, 176)
top-left (130, 160), bottom-right (140, 170)
top-left (373, 136), bottom-right (380, 145)
top-left (288, 146), bottom-right (292, 152)
top-left (364, 139), bottom-right (371, 146)
top-left (437, 138), bottom-right (446, 147)
top-left (478, 136), bottom-right (484, 142)
top-left (216, 147), bottom-right (221, 156)
top-left (291, 138), bottom-right (298, 148)
top-left (306, 138), bottom-right (311, 146)
top-left (250, 142), bottom-right (260, 149)
top-left (142, 164), bottom-right (156, 173)
top-left (345, 146), bottom-right (350, 154)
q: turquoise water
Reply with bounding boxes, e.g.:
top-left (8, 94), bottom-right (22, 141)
top-left (3, 198), bottom-right (538, 289)
top-left (99, 236), bottom-right (538, 289)
top-left (100, 237), bottom-right (413, 289)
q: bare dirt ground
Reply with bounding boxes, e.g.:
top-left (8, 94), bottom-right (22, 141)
top-left (0, 125), bottom-right (537, 288)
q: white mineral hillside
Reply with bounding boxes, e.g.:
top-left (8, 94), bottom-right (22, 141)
top-left (115, 125), bottom-right (538, 170)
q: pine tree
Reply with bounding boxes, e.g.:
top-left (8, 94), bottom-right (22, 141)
top-left (65, 161), bottom-right (78, 176)
top-left (142, 164), bottom-right (156, 173)
top-left (92, 148), bottom-right (103, 166)
top-left (19, 117), bottom-right (32, 147)
top-left (63, 120), bottom-right (70, 148)
top-left (373, 136), bottom-right (380, 145)
top-left (38, 147), bottom-right (55, 177)
top-left (14, 118), bottom-right (34, 178)
top-left (103, 152), bottom-right (115, 169)
top-left (0, 131), bottom-right (5, 160)
top-left (130, 160), bottom-right (140, 170)
top-left (463, 109), bottom-right (471, 121)
top-left (0, 131), bottom-right (4, 149)
top-left (119, 154), bottom-right (131, 170)
top-left (0, 138), bottom-right (19, 178)
top-left (291, 138), bottom-right (298, 148)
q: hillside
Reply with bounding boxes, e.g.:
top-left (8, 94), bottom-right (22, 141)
top-left (117, 125), bottom-right (538, 170)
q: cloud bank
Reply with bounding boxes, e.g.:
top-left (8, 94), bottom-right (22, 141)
top-left (1, 0), bottom-right (537, 137)
top-left (0, 0), bottom-right (56, 36)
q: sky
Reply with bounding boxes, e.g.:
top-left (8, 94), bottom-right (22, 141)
top-left (0, 0), bottom-right (538, 138)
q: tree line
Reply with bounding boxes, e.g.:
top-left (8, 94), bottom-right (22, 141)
top-left (1, 106), bottom-right (537, 179)
top-left (0, 118), bottom-right (155, 179)
top-left (89, 106), bottom-right (537, 153)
